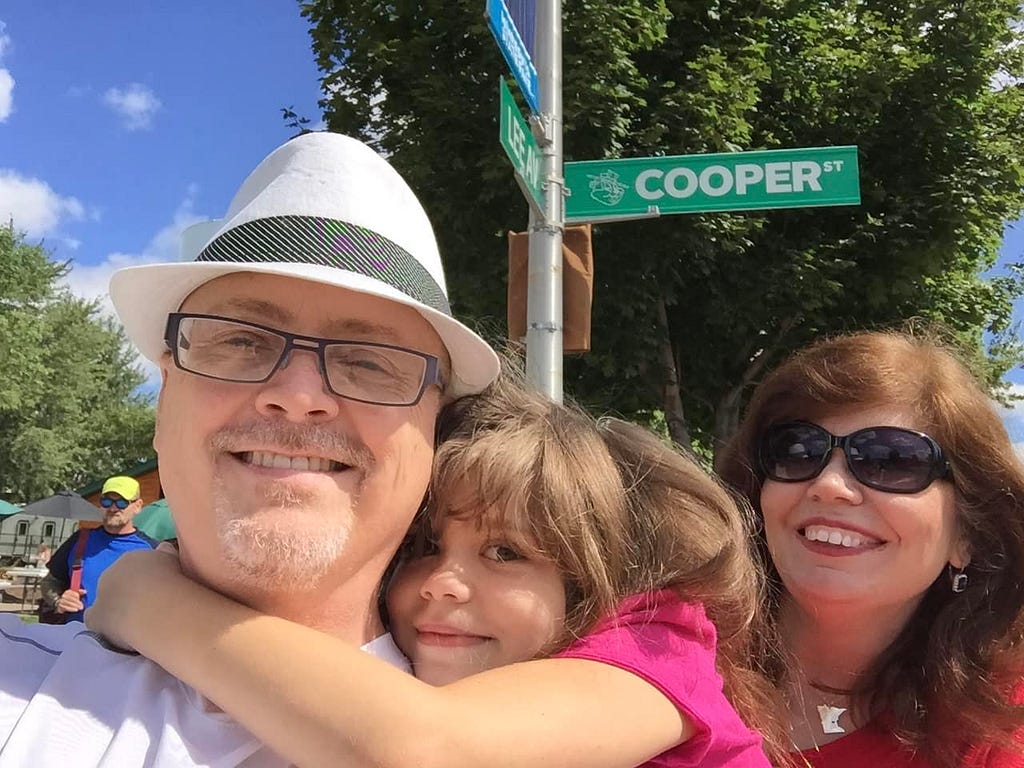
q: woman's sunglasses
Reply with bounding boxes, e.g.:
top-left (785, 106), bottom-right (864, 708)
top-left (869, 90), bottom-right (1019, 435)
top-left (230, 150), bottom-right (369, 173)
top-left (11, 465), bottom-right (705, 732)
top-left (100, 497), bottom-right (133, 510)
top-left (759, 421), bottom-right (951, 494)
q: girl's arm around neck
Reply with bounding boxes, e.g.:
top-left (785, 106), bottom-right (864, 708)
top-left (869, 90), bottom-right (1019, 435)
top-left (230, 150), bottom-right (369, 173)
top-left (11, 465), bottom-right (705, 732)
top-left (88, 551), bottom-right (694, 768)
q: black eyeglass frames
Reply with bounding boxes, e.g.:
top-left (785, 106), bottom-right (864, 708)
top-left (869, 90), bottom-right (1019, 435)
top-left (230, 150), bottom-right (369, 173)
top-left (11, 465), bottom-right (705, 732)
top-left (164, 313), bottom-right (443, 407)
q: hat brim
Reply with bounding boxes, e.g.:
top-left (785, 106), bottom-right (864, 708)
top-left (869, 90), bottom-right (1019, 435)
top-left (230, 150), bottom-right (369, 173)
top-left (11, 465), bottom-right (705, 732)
top-left (109, 261), bottom-right (500, 398)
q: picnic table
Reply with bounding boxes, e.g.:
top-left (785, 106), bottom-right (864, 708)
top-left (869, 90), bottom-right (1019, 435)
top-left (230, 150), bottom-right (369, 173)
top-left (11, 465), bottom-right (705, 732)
top-left (3, 567), bottom-right (50, 612)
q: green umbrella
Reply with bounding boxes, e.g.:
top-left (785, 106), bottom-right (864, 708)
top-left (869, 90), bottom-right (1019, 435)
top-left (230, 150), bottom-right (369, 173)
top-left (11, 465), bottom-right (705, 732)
top-left (134, 499), bottom-right (176, 541)
top-left (0, 500), bottom-right (19, 517)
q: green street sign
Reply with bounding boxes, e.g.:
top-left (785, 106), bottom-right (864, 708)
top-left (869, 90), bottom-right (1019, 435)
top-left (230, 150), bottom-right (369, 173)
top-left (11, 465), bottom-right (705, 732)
top-left (564, 145), bottom-right (859, 220)
top-left (498, 78), bottom-right (544, 210)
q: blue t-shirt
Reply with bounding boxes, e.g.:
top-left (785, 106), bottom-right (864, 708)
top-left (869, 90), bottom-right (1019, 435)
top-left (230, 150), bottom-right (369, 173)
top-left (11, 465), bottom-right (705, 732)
top-left (48, 528), bottom-right (158, 622)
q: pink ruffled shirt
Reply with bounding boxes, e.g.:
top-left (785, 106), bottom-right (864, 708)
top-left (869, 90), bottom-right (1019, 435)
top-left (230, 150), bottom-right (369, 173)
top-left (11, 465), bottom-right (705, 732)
top-left (556, 589), bottom-right (770, 767)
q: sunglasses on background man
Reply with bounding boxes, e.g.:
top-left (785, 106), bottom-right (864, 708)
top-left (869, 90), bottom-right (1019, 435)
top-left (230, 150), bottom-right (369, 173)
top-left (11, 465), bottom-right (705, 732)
top-left (100, 497), bottom-right (134, 510)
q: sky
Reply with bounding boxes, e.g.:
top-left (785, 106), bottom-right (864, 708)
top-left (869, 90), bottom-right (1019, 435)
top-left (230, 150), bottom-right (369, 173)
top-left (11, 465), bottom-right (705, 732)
top-left (1, 3), bottom-right (1023, 446)
top-left (997, 219), bottom-right (1024, 448)
top-left (0, 3), bottom-right (322, 322)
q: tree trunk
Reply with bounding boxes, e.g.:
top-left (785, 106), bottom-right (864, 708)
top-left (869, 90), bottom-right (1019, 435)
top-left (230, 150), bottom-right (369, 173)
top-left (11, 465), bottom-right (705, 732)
top-left (712, 384), bottom-right (745, 473)
top-left (656, 296), bottom-right (691, 448)
top-left (711, 316), bottom-right (799, 471)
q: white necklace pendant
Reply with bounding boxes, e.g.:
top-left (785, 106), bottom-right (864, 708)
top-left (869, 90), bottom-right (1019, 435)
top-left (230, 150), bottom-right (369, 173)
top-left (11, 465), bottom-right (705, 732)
top-left (817, 704), bottom-right (847, 734)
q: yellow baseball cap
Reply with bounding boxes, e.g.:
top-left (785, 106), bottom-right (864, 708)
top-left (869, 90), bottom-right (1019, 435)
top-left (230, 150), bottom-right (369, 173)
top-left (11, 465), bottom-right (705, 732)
top-left (101, 476), bottom-right (140, 501)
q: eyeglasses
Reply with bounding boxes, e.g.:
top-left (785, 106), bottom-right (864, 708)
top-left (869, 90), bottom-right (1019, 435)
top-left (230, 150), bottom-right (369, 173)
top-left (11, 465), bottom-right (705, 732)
top-left (100, 497), bottom-right (132, 510)
top-left (164, 313), bottom-right (443, 407)
top-left (759, 421), bottom-right (951, 494)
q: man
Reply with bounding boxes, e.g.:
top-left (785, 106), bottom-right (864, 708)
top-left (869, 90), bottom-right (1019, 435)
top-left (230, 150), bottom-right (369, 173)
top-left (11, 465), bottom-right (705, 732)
top-left (42, 475), bottom-right (157, 622)
top-left (0, 132), bottom-right (499, 765)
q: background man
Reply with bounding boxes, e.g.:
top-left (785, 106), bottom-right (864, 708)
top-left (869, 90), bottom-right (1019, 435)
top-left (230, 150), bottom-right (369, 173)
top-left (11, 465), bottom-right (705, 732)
top-left (0, 132), bottom-right (499, 766)
top-left (41, 475), bottom-right (157, 622)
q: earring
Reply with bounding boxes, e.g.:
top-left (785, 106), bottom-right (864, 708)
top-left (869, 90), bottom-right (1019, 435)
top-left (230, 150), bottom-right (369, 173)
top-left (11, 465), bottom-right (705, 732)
top-left (949, 565), bottom-right (968, 594)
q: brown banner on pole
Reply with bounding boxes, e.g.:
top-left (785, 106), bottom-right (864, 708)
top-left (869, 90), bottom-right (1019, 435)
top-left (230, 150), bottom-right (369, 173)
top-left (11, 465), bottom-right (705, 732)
top-left (507, 224), bottom-right (593, 353)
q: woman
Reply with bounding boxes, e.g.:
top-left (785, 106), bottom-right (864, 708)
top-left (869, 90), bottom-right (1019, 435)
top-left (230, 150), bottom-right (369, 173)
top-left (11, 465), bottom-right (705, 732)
top-left (719, 329), bottom-right (1024, 767)
top-left (33, 543), bottom-right (51, 567)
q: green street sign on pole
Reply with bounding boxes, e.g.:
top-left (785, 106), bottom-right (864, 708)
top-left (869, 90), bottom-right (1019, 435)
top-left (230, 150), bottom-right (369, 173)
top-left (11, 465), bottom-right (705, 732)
top-left (498, 78), bottom-right (544, 211)
top-left (564, 145), bottom-right (860, 221)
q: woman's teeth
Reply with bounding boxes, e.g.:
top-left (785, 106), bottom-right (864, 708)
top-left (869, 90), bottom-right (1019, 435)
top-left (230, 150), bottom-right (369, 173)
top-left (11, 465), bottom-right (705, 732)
top-left (802, 525), bottom-right (876, 548)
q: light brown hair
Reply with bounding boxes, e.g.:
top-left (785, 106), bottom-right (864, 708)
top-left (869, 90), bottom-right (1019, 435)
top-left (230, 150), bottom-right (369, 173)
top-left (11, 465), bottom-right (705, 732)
top-left (412, 369), bottom-right (789, 764)
top-left (718, 329), bottom-right (1024, 764)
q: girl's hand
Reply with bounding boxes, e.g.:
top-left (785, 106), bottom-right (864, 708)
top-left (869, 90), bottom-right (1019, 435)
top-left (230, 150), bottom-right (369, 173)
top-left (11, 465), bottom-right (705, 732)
top-left (86, 546), bottom-right (185, 650)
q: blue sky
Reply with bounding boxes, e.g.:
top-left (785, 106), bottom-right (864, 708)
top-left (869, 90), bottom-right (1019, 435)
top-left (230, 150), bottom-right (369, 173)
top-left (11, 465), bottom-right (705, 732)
top-left (0, 3), bottom-right (322, 321)
top-left (1, 4), bottom-right (1023, 444)
top-left (996, 218), bottom-right (1024, 447)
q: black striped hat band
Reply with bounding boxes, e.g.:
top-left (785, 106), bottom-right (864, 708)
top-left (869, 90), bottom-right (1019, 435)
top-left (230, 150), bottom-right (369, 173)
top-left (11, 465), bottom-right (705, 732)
top-left (197, 215), bottom-right (452, 316)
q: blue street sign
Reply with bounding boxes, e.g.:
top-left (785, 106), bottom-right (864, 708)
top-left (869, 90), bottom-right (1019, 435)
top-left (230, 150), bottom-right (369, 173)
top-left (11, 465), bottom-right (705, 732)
top-left (486, 0), bottom-right (539, 114)
top-left (506, 0), bottom-right (536, 58)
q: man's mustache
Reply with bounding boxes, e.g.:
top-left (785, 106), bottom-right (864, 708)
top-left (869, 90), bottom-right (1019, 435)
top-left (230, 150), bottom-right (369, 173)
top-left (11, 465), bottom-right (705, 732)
top-left (210, 422), bottom-right (374, 469)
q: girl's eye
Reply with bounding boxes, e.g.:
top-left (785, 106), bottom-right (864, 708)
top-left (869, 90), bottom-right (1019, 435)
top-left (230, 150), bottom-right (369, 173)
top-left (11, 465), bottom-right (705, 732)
top-left (483, 544), bottom-right (524, 563)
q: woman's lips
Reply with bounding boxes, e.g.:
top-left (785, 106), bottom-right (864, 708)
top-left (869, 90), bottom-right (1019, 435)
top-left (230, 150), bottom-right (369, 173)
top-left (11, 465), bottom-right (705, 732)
top-left (796, 527), bottom-right (885, 557)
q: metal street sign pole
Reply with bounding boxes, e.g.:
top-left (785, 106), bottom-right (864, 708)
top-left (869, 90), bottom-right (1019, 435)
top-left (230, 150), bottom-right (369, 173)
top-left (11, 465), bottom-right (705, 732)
top-left (526, 0), bottom-right (563, 402)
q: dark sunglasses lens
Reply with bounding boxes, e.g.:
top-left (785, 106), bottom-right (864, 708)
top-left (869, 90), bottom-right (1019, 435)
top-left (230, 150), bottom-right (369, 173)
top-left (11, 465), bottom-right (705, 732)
top-left (100, 498), bottom-right (129, 509)
top-left (762, 424), bottom-right (831, 481)
top-left (847, 428), bottom-right (937, 492)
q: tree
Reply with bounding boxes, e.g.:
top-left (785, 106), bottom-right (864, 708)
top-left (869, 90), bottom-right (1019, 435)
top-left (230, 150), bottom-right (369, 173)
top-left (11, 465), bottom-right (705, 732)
top-left (281, 105), bottom-right (313, 136)
top-left (0, 226), bottom-right (156, 502)
top-left (301, 0), bottom-right (1024, 457)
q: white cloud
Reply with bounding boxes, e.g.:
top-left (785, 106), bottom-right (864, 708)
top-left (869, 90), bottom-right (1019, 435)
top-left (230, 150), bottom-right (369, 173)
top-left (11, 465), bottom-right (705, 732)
top-left (62, 190), bottom-right (207, 388)
top-left (991, 70), bottom-right (1024, 90)
top-left (102, 83), bottom-right (161, 131)
top-left (997, 383), bottom-right (1024, 449)
top-left (63, 188), bottom-right (204, 316)
top-left (992, 14), bottom-right (1024, 90)
top-left (0, 170), bottom-right (85, 237)
top-left (0, 69), bottom-right (13, 122)
top-left (0, 22), bottom-right (13, 121)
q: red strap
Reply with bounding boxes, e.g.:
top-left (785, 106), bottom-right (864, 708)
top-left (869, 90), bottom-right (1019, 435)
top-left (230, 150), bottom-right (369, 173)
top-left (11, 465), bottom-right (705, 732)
top-left (69, 529), bottom-right (90, 593)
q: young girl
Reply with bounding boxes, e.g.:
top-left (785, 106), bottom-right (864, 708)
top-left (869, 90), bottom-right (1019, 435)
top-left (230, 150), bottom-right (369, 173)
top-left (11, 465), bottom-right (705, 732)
top-left (88, 375), bottom-right (788, 767)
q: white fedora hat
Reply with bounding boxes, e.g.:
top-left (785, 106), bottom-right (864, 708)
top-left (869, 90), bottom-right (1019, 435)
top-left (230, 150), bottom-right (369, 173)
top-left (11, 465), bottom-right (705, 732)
top-left (110, 132), bottom-right (499, 397)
